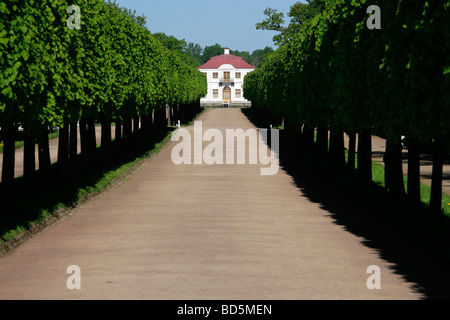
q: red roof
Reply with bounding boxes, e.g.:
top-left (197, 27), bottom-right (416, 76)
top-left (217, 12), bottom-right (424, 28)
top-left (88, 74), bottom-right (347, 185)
top-left (197, 54), bottom-right (257, 70)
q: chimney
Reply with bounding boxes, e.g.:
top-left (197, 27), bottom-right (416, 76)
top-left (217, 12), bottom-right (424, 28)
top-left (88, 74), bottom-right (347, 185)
top-left (224, 48), bottom-right (230, 55)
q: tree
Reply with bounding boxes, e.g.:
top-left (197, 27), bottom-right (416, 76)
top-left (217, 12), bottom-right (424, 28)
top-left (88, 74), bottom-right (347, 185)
top-left (153, 32), bottom-right (187, 53)
top-left (256, 1), bottom-right (328, 46)
top-left (187, 42), bottom-right (202, 56)
top-left (186, 42), bottom-right (204, 66)
top-left (256, 7), bottom-right (287, 46)
top-left (202, 44), bottom-right (224, 63)
top-left (289, 1), bottom-right (325, 25)
top-left (250, 47), bottom-right (275, 67)
top-left (230, 49), bottom-right (251, 64)
top-left (152, 32), bottom-right (198, 67)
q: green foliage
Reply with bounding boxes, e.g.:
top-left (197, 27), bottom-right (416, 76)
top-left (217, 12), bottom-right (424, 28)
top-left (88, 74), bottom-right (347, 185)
top-left (153, 32), bottom-right (199, 67)
top-left (256, 7), bottom-right (287, 46)
top-left (256, 0), bottom-right (329, 46)
top-left (231, 47), bottom-right (274, 67)
top-left (245, 0), bottom-right (450, 148)
top-left (201, 44), bottom-right (225, 64)
top-left (0, 0), bottom-right (207, 130)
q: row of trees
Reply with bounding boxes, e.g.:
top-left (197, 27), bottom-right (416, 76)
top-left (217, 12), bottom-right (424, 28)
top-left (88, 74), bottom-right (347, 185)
top-left (0, 0), bottom-right (207, 209)
top-left (244, 0), bottom-right (450, 215)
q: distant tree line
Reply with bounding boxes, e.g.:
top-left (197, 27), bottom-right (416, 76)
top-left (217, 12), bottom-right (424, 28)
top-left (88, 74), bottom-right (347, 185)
top-left (153, 33), bottom-right (274, 68)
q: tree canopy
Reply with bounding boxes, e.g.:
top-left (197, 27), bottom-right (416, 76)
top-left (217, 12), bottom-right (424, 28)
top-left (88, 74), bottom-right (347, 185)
top-left (256, 0), bottom-right (329, 46)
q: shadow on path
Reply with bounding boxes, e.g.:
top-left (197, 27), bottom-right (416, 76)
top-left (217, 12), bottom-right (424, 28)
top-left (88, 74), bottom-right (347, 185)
top-left (242, 108), bottom-right (450, 300)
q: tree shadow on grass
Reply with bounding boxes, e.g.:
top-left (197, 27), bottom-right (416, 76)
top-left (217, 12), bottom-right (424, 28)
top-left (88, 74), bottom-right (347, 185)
top-left (242, 108), bottom-right (450, 300)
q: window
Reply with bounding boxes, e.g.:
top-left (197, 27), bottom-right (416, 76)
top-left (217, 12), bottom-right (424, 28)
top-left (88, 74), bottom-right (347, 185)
top-left (235, 89), bottom-right (241, 98)
top-left (213, 89), bottom-right (219, 99)
top-left (203, 72), bottom-right (207, 77)
top-left (235, 72), bottom-right (241, 79)
top-left (223, 71), bottom-right (231, 82)
top-left (213, 72), bottom-right (218, 79)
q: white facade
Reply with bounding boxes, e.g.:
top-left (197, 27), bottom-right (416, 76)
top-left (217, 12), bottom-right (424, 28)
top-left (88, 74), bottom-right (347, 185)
top-left (198, 48), bottom-right (256, 107)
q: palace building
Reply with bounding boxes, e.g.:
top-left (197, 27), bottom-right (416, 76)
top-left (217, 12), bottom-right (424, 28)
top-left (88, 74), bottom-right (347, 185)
top-left (197, 48), bottom-right (256, 108)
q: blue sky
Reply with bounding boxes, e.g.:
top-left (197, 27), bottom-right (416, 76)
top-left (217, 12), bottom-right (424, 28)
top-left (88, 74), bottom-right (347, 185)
top-left (114, 0), bottom-right (302, 53)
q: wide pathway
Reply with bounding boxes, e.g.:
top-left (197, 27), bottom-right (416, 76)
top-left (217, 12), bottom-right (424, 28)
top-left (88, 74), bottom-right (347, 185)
top-left (0, 108), bottom-right (448, 299)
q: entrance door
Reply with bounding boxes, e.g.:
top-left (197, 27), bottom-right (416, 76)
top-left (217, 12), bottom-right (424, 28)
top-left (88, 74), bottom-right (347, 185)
top-left (223, 87), bottom-right (231, 107)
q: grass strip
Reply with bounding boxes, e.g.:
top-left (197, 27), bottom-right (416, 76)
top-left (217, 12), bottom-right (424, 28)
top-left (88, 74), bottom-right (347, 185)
top-left (347, 150), bottom-right (450, 217)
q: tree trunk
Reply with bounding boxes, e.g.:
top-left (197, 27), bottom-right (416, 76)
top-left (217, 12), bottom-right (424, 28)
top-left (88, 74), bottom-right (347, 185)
top-left (123, 117), bottom-right (132, 140)
top-left (38, 126), bottom-right (52, 191)
top-left (167, 106), bottom-right (172, 127)
top-left (392, 138), bottom-right (406, 198)
top-left (141, 114), bottom-right (151, 135)
top-left (171, 105), bottom-right (177, 126)
top-left (384, 137), bottom-right (406, 197)
top-left (133, 116), bottom-right (140, 135)
top-left (69, 122), bottom-right (78, 179)
top-left (79, 119), bottom-right (89, 172)
top-left (23, 128), bottom-right (36, 196)
top-left (57, 123), bottom-right (69, 184)
top-left (1, 122), bottom-right (16, 209)
top-left (284, 119), bottom-right (300, 139)
top-left (101, 120), bottom-right (112, 164)
top-left (154, 108), bottom-right (167, 131)
top-left (384, 143), bottom-right (392, 191)
top-left (347, 133), bottom-right (356, 171)
top-left (357, 131), bottom-right (372, 184)
top-left (115, 118), bottom-right (122, 143)
top-left (181, 104), bottom-right (186, 124)
top-left (87, 120), bottom-right (97, 168)
top-left (302, 124), bottom-right (315, 147)
top-left (316, 125), bottom-right (328, 155)
top-left (329, 130), bottom-right (345, 166)
top-left (430, 138), bottom-right (443, 216)
top-left (407, 138), bottom-right (421, 204)
top-left (175, 104), bottom-right (180, 123)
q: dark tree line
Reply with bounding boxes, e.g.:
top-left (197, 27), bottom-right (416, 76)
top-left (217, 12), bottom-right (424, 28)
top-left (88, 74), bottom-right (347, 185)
top-left (0, 0), bottom-right (207, 211)
top-left (244, 0), bottom-right (450, 216)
